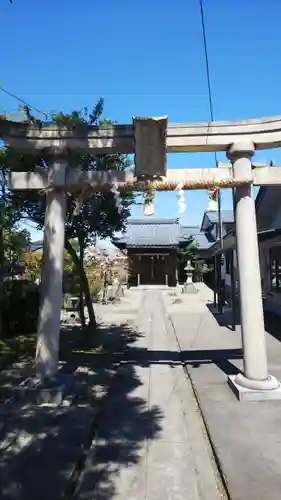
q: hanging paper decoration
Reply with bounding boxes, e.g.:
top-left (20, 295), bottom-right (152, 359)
top-left (206, 187), bottom-right (218, 212)
top-left (175, 183), bottom-right (186, 214)
top-left (111, 182), bottom-right (122, 214)
top-left (142, 183), bottom-right (155, 216)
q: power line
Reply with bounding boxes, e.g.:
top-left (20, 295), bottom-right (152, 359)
top-left (198, 0), bottom-right (223, 312)
top-left (198, 0), bottom-right (215, 125)
top-left (0, 85), bottom-right (48, 118)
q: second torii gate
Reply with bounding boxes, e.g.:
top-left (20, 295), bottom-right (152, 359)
top-left (5, 114), bottom-right (281, 402)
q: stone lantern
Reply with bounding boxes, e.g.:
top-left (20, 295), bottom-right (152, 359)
top-left (64, 296), bottom-right (80, 311)
top-left (182, 260), bottom-right (197, 294)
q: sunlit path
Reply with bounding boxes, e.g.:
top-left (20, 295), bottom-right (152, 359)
top-left (75, 290), bottom-right (221, 500)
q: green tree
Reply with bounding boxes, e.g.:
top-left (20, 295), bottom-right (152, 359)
top-left (193, 259), bottom-right (210, 283)
top-left (6, 99), bottom-right (135, 331)
top-left (177, 236), bottom-right (199, 284)
top-left (0, 148), bottom-right (29, 336)
top-left (4, 227), bottom-right (30, 273)
top-left (177, 236), bottom-right (198, 266)
top-left (1, 148), bottom-right (19, 280)
top-left (1, 150), bottom-right (29, 266)
top-left (177, 237), bottom-right (210, 283)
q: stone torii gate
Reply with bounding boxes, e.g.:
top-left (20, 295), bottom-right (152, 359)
top-left (4, 114), bottom-right (281, 402)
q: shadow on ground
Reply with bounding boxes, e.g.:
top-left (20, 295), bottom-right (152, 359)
top-left (263, 310), bottom-right (281, 344)
top-left (120, 346), bottom-right (243, 378)
top-left (206, 303), bottom-right (241, 331)
top-left (207, 300), bottom-right (281, 347)
top-left (0, 322), bottom-right (163, 500)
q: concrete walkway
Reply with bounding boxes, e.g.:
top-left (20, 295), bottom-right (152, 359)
top-left (3, 285), bottom-right (281, 500)
top-left (75, 290), bottom-right (222, 499)
top-left (164, 283), bottom-right (281, 500)
top-left (9, 285), bottom-right (281, 499)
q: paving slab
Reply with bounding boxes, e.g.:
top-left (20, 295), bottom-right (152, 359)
top-left (1, 289), bottom-right (224, 500)
top-left (0, 291), bottom-right (143, 500)
top-left (163, 283), bottom-right (281, 500)
top-left (0, 404), bottom-right (95, 500)
top-left (75, 290), bottom-right (221, 500)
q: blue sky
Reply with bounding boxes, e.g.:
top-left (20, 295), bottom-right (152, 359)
top-left (2, 0), bottom-right (281, 240)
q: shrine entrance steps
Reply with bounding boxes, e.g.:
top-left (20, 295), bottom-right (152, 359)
top-left (129, 284), bottom-right (176, 290)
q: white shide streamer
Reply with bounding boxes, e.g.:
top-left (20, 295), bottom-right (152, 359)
top-left (111, 182), bottom-right (122, 214)
top-left (175, 183), bottom-right (186, 214)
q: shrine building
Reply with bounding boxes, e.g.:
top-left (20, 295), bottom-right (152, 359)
top-left (114, 218), bottom-right (210, 287)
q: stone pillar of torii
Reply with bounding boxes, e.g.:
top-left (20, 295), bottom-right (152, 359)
top-left (4, 114), bottom-right (281, 402)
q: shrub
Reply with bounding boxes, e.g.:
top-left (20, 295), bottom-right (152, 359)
top-left (2, 280), bottom-right (39, 337)
top-left (89, 278), bottom-right (103, 302)
top-left (63, 270), bottom-right (80, 295)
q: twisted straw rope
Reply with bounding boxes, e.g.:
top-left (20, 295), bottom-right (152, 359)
top-left (39, 176), bottom-right (252, 195)
top-left (120, 177), bottom-right (253, 193)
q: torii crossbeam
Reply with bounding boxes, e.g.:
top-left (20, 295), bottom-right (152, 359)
top-left (4, 115), bottom-right (281, 403)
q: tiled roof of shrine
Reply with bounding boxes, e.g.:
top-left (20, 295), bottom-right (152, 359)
top-left (114, 219), bottom-right (211, 249)
top-left (116, 218), bottom-right (180, 248)
top-left (205, 210), bottom-right (234, 224)
top-left (29, 240), bottom-right (43, 252)
top-left (200, 210), bottom-right (234, 231)
top-left (180, 225), bottom-right (212, 250)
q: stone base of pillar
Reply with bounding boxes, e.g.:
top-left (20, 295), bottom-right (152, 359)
top-left (13, 374), bottom-right (76, 407)
top-left (228, 374), bottom-right (281, 402)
